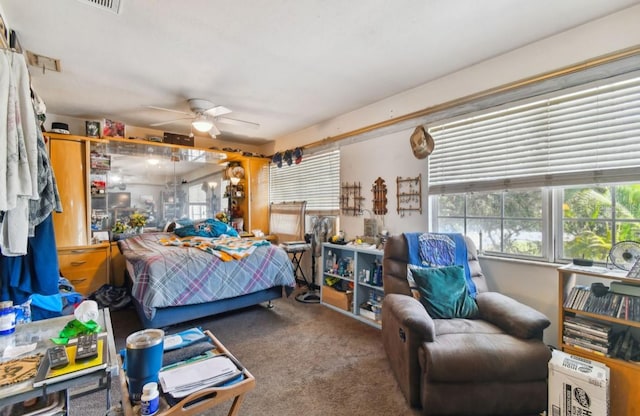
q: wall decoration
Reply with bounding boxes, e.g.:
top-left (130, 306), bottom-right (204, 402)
top-left (341, 182), bottom-right (364, 216)
top-left (396, 174), bottom-right (422, 216)
top-left (86, 120), bottom-right (100, 137)
top-left (410, 125), bottom-right (435, 160)
top-left (371, 177), bottom-right (388, 215)
top-left (102, 119), bottom-right (125, 137)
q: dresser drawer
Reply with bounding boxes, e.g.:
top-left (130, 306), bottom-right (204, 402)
top-left (58, 246), bottom-right (109, 295)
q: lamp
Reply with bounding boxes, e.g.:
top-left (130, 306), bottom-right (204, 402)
top-left (230, 176), bottom-right (241, 185)
top-left (192, 114), bottom-right (213, 132)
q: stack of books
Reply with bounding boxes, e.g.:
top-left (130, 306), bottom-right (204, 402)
top-left (562, 316), bottom-right (612, 356)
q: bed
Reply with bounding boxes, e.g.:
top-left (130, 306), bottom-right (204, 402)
top-left (117, 232), bottom-right (295, 328)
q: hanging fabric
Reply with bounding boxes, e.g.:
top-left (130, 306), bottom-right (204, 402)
top-left (0, 48), bottom-right (62, 304)
top-left (0, 49), bottom-right (41, 256)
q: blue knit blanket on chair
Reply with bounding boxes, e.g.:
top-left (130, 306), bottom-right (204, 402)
top-left (404, 232), bottom-right (476, 298)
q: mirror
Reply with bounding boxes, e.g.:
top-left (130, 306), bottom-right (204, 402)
top-left (90, 141), bottom-right (229, 233)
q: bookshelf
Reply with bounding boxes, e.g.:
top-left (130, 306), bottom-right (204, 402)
top-left (321, 243), bottom-right (384, 328)
top-left (558, 265), bottom-right (640, 416)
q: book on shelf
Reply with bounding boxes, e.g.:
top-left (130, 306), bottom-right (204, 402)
top-left (565, 341), bottom-right (608, 357)
top-left (565, 286), bottom-right (640, 320)
top-left (563, 327), bottom-right (609, 345)
top-left (564, 316), bottom-right (612, 333)
top-left (564, 285), bottom-right (587, 309)
top-left (610, 281), bottom-right (640, 297)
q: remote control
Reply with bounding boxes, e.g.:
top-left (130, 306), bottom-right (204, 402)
top-left (47, 345), bottom-right (69, 370)
top-left (75, 333), bottom-right (99, 361)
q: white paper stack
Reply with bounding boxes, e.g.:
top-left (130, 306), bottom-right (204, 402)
top-left (159, 354), bottom-right (242, 398)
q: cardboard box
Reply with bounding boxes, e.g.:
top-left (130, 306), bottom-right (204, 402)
top-left (163, 132), bottom-right (194, 147)
top-left (548, 349), bottom-right (609, 416)
top-left (322, 286), bottom-right (353, 311)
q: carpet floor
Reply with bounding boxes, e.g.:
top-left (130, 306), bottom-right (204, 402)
top-left (68, 290), bottom-right (420, 416)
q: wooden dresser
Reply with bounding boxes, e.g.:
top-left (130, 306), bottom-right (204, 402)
top-left (48, 133), bottom-right (110, 296)
top-left (58, 243), bottom-right (110, 296)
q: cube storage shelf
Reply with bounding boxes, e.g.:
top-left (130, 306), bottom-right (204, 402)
top-left (321, 243), bottom-right (384, 328)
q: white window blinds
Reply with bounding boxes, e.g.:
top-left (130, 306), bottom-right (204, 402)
top-left (428, 72), bottom-right (640, 194)
top-left (269, 149), bottom-right (340, 212)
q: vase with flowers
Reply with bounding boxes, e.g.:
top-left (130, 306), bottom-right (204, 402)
top-left (129, 212), bottom-right (147, 234)
top-left (112, 220), bottom-right (129, 240)
top-left (215, 211), bottom-right (229, 224)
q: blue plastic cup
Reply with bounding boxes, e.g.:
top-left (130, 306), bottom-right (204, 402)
top-left (125, 329), bottom-right (164, 403)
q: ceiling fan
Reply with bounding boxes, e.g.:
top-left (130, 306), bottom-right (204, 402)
top-left (148, 98), bottom-right (259, 138)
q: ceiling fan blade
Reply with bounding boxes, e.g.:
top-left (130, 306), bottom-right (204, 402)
top-left (147, 105), bottom-right (192, 116)
top-left (149, 117), bottom-right (192, 127)
top-left (215, 116), bottom-right (260, 129)
top-left (204, 105), bottom-right (232, 117)
top-left (209, 123), bottom-right (222, 137)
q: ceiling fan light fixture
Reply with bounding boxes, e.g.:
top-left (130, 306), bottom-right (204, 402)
top-left (192, 115), bottom-right (213, 132)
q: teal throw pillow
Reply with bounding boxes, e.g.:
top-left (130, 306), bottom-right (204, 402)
top-left (409, 265), bottom-right (479, 319)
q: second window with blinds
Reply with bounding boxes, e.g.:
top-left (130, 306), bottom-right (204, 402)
top-left (429, 71), bottom-right (640, 264)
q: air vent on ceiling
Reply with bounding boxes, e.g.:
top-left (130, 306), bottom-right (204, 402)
top-left (77, 0), bottom-right (122, 14)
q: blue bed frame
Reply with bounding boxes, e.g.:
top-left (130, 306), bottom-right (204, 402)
top-left (131, 285), bottom-right (286, 328)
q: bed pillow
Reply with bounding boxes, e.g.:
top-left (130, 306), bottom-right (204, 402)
top-left (173, 218), bottom-right (239, 238)
top-left (409, 265), bottom-right (479, 319)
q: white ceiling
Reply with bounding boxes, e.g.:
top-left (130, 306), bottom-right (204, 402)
top-left (2, 0), bottom-right (639, 147)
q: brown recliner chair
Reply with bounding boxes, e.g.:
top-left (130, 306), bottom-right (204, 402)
top-left (382, 234), bottom-right (551, 416)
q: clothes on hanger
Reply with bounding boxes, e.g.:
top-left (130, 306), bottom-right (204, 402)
top-left (0, 49), bottom-right (41, 256)
top-left (0, 48), bottom-right (63, 306)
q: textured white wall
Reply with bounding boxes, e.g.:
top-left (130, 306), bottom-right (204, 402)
top-left (275, 5), bottom-right (640, 151)
top-left (276, 5), bottom-right (640, 346)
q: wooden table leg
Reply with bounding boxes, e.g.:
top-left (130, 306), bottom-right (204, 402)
top-left (227, 394), bottom-right (246, 416)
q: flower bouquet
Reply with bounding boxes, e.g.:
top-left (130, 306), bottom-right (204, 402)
top-left (129, 212), bottom-right (147, 234)
top-left (215, 211), bottom-right (229, 224)
top-left (112, 220), bottom-right (129, 234)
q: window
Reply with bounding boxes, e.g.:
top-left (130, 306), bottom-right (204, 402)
top-left (269, 149), bottom-right (340, 214)
top-left (561, 184), bottom-right (640, 262)
top-left (435, 190), bottom-right (545, 259)
top-left (188, 183), bottom-right (207, 220)
top-left (429, 71), bottom-right (640, 263)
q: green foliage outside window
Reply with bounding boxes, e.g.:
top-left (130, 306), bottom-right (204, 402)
top-left (435, 184), bottom-right (640, 262)
top-left (563, 185), bottom-right (640, 262)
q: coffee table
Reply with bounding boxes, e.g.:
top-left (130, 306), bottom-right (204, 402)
top-left (119, 330), bottom-right (255, 416)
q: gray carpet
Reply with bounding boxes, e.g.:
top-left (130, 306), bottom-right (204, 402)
top-left (69, 290), bottom-right (420, 416)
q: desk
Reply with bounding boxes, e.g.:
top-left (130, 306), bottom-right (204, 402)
top-left (119, 330), bottom-right (255, 416)
top-left (0, 309), bottom-right (118, 412)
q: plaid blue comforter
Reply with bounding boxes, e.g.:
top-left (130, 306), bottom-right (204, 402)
top-left (118, 232), bottom-right (295, 320)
